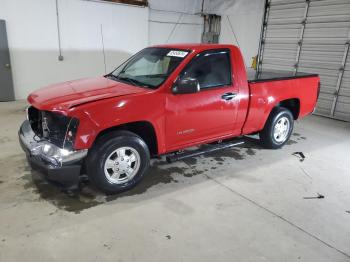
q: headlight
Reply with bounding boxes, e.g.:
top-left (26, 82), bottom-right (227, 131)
top-left (20, 119), bottom-right (87, 167)
top-left (26, 106), bottom-right (80, 150)
top-left (42, 144), bottom-right (57, 156)
top-left (63, 118), bottom-right (79, 150)
top-left (40, 142), bottom-right (80, 166)
top-left (39, 143), bottom-right (65, 166)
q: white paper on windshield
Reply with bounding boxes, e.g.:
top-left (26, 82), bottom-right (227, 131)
top-left (167, 50), bottom-right (188, 58)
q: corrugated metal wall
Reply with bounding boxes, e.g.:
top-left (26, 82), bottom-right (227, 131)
top-left (258, 0), bottom-right (350, 121)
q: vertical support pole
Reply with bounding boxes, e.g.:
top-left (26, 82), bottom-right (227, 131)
top-left (330, 40), bottom-right (350, 116)
top-left (256, 0), bottom-right (271, 74)
top-left (100, 24), bottom-right (107, 74)
top-left (55, 0), bottom-right (63, 61)
top-left (294, 0), bottom-right (310, 73)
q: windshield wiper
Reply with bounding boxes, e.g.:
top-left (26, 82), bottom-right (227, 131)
top-left (105, 74), bottom-right (119, 81)
top-left (117, 76), bottom-right (152, 89)
top-left (106, 74), bottom-right (152, 89)
top-left (106, 74), bottom-right (137, 86)
top-left (117, 76), bottom-right (139, 86)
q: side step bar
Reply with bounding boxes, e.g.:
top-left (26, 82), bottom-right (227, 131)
top-left (166, 140), bottom-right (245, 163)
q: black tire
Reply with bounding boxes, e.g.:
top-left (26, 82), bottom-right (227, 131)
top-left (259, 107), bottom-right (294, 149)
top-left (86, 130), bottom-right (150, 194)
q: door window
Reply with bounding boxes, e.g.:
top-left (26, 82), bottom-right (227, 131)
top-left (180, 50), bottom-right (232, 89)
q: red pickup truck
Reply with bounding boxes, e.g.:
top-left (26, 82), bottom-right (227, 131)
top-left (19, 44), bottom-right (320, 194)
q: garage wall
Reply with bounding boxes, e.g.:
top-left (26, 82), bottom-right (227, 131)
top-left (0, 0), bottom-right (148, 99)
top-left (211, 0), bottom-right (265, 66)
top-left (0, 0), bottom-right (264, 99)
top-left (148, 0), bottom-right (203, 45)
top-left (149, 0), bottom-right (265, 66)
top-left (148, 10), bottom-right (203, 45)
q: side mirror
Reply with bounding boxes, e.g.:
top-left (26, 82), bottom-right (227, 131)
top-left (172, 77), bottom-right (200, 94)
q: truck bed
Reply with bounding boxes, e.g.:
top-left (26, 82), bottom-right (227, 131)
top-left (243, 69), bottom-right (320, 135)
top-left (247, 69), bottom-right (318, 83)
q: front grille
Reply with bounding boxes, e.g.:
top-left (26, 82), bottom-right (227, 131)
top-left (27, 106), bottom-right (71, 148)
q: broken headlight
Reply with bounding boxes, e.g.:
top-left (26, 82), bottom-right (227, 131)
top-left (27, 106), bottom-right (79, 150)
top-left (63, 118), bottom-right (79, 151)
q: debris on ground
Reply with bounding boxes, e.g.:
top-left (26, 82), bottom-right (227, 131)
top-left (165, 235), bottom-right (171, 240)
top-left (303, 193), bottom-right (324, 199)
top-left (292, 152), bottom-right (306, 162)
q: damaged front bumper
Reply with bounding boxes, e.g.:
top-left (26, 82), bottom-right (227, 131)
top-left (19, 120), bottom-right (87, 188)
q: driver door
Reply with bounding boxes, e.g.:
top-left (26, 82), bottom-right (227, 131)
top-left (165, 49), bottom-right (240, 151)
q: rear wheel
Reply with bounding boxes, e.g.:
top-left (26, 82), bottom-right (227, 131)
top-left (259, 107), bottom-right (294, 149)
top-left (86, 130), bottom-right (150, 194)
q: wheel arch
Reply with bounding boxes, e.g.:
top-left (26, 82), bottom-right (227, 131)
top-left (277, 98), bottom-right (300, 120)
top-left (94, 121), bottom-right (159, 156)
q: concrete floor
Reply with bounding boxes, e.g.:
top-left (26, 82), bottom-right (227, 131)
top-left (0, 100), bottom-right (350, 262)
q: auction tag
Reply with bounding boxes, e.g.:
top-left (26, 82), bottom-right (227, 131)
top-left (167, 50), bottom-right (188, 58)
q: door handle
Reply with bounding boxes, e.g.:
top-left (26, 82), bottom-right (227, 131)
top-left (221, 92), bottom-right (237, 101)
top-left (4, 63), bottom-right (11, 69)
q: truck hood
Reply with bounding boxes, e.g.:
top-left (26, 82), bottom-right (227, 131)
top-left (28, 77), bottom-right (147, 112)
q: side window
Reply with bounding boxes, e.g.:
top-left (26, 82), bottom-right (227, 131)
top-left (181, 50), bottom-right (231, 89)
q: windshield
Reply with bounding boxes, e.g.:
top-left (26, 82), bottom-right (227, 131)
top-left (107, 47), bottom-right (189, 89)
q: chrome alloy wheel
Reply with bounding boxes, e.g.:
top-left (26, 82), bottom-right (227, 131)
top-left (104, 147), bottom-right (141, 184)
top-left (273, 116), bottom-right (290, 143)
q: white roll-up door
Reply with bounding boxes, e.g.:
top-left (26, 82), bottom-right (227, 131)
top-left (257, 0), bottom-right (350, 121)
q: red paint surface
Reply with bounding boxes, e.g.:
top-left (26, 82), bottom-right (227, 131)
top-left (27, 44), bottom-right (320, 154)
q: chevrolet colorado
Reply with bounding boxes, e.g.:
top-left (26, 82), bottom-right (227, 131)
top-left (19, 44), bottom-right (320, 194)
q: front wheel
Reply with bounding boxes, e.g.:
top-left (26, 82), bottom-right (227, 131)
top-left (86, 130), bottom-right (150, 194)
top-left (259, 107), bottom-right (294, 149)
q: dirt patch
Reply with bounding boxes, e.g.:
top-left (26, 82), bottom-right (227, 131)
top-left (240, 136), bottom-right (263, 150)
top-left (21, 160), bottom-right (205, 213)
top-left (245, 148), bottom-right (256, 156)
top-left (292, 133), bottom-right (307, 141)
top-left (183, 169), bottom-right (204, 178)
top-left (206, 148), bottom-right (245, 161)
top-left (286, 139), bottom-right (298, 145)
top-left (106, 162), bottom-right (206, 201)
top-left (22, 173), bottom-right (102, 213)
top-left (107, 162), bottom-right (184, 201)
top-left (182, 157), bottom-right (197, 166)
top-left (20, 137), bottom-right (264, 213)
